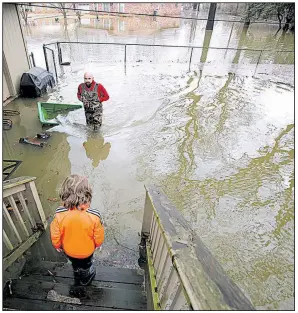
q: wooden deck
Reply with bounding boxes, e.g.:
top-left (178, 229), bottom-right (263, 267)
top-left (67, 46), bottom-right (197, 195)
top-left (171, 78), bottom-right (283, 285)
top-left (3, 260), bottom-right (147, 311)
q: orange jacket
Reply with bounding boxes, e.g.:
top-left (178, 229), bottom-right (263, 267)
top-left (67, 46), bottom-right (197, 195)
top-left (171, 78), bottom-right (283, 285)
top-left (50, 206), bottom-right (104, 259)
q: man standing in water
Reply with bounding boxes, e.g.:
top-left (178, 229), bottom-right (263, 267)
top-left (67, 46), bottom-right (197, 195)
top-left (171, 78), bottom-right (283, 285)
top-left (77, 72), bottom-right (110, 130)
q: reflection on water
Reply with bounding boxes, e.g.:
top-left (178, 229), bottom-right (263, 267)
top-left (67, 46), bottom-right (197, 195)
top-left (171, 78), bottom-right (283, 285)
top-left (154, 72), bottom-right (293, 310)
top-left (24, 13), bottom-right (294, 73)
top-left (83, 135), bottom-right (111, 168)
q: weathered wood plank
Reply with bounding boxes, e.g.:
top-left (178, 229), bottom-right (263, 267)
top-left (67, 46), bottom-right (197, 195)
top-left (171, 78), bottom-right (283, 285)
top-left (3, 184), bottom-right (26, 198)
top-left (16, 192), bottom-right (35, 227)
top-left (3, 230), bottom-right (14, 250)
top-left (8, 195), bottom-right (29, 237)
top-left (23, 261), bottom-right (144, 285)
top-left (145, 244), bottom-right (160, 310)
top-left (156, 253), bottom-right (172, 297)
top-left (152, 230), bottom-right (162, 263)
top-left (159, 266), bottom-right (179, 309)
top-left (8, 279), bottom-right (146, 310)
top-left (141, 192), bottom-right (154, 235)
top-left (3, 202), bottom-right (22, 244)
top-left (153, 232), bottom-right (164, 266)
top-left (3, 298), bottom-right (124, 311)
top-left (4, 231), bottom-right (42, 270)
top-left (155, 239), bottom-right (167, 285)
top-left (3, 176), bottom-right (36, 190)
top-left (19, 274), bottom-right (143, 291)
top-left (169, 284), bottom-right (189, 310)
top-left (145, 185), bottom-right (255, 310)
top-left (28, 181), bottom-right (47, 227)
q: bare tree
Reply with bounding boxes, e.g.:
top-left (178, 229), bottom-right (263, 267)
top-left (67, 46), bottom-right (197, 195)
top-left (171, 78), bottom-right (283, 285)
top-left (51, 3), bottom-right (73, 20)
top-left (18, 4), bottom-right (30, 25)
top-left (245, 3), bottom-right (295, 35)
top-left (73, 3), bottom-right (82, 23)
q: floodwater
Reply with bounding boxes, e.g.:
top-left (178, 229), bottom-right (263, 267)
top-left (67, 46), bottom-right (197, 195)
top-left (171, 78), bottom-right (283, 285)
top-left (4, 13), bottom-right (294, 310)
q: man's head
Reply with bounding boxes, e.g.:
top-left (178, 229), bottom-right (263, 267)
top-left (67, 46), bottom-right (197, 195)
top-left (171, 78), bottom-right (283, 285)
top-left (84, 72), bottom-right (94, 87)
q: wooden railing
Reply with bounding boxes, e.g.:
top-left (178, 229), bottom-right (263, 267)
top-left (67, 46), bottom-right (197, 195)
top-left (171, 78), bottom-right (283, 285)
top-left (3, 176), bottom-right (47, 270)
top-left (139, 185), bottom-right (255, 310)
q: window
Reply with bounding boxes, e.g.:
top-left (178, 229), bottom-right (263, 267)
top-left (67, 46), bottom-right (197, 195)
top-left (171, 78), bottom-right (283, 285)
top-left (103, 19), bottom-right (111, 29)
top-left (103, 3), bottom-right (110, 12)
top-left (119, 3), bottom-right (125, 13)
top-left (118, 20), bottom-right (125, 31)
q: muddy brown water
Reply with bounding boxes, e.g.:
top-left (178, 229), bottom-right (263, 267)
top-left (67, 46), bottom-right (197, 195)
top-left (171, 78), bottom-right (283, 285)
top-left (3, 14), bottom-right (294, 309)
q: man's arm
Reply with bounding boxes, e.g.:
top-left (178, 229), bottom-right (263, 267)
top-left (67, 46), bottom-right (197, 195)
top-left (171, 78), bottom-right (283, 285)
top-left (98, 84), bottom-right (110, 102)
top-left (77, 84), bottom-right (83, 101)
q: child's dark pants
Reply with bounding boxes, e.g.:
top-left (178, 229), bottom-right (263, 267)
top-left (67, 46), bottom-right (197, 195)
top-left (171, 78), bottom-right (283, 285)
top-left (67, 254), bottom-right (96, 286)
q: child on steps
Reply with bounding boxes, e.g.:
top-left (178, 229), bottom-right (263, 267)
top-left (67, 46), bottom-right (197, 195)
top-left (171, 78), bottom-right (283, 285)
top-left (50, 174), bottom-right (104, 286)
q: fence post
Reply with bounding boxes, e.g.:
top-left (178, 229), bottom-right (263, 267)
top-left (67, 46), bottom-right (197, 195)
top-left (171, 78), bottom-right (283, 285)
top-left (43, 44), bottom-right (49, 72)
top-left (188, 47), bottom-right (194, 71)
top-left (254, 50), bottom-right (262, 77)
top-left (57, 42), bottom-right (62, 64)
top-left (124, 44), bottom-right (127, 64)
top-left (52, 50), bottom-right (58, 83)
top-left (30, 52), bottom-right (36, 67)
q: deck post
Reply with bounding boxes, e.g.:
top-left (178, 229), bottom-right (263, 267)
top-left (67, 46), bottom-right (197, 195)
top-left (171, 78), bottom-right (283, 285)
top-left (43, 44), bottom-right (49, 72)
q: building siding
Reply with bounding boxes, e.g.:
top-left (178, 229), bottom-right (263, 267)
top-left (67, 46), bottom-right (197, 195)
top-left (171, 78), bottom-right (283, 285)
top-left (3, 3), bottom-right (30, 96)
top-left (90, 3), bottom-right (182, 16)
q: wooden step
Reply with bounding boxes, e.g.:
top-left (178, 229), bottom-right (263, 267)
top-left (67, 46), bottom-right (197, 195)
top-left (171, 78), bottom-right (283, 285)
top-left (3, 260), bottom-right (147, 311)
top-left (22, 260), bottom-right (145, 285)
top-left (16, 274), bottom-right (142, 291)
top-left (4, 297), bottom-right (122, 311)
top-left (4, 275), bottom-right (146, 310)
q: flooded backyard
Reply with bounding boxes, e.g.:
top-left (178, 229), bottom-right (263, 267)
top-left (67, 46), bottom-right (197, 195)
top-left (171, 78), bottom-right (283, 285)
top-left (3, 12), bottom-right (294, 310)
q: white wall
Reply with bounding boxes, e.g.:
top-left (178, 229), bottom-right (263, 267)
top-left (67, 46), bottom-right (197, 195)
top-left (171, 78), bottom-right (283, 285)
top-left (3, 72), bottom-right (10, 101)
top-left (3, 3), bottom-right (30, 96)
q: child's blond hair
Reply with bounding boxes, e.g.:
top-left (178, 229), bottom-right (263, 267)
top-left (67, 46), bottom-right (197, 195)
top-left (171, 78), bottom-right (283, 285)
top-left (59, 175), bottom-right (92, 209)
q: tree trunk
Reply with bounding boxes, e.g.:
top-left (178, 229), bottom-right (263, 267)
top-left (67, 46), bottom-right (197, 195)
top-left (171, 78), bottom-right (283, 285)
top-left (283, 16), bottom-right (291, 33)
top-left (243, 18), bottom-right (250, 30)
top-left (278, 13), bottom-right (283, 31)
top-left (206, 3), bottom-right (217, 31)
top-left (235, 3), bottom-right (239, 16)
top-left (274, 14), bottom-right (283, 37)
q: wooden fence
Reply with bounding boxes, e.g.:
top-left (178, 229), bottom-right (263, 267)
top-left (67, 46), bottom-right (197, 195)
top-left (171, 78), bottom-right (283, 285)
top-left (139, 185), bottom-right (255, 310)
top-left (3, 176), bottom-right (47, 270)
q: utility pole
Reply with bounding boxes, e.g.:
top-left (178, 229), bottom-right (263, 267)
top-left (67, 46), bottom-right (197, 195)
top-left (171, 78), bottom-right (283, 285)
top-left (206, 3), bottom-right (217, 31)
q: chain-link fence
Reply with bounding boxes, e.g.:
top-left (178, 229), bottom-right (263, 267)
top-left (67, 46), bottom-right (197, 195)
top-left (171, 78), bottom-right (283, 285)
top-left (44, 41), bottom-right (294, 84)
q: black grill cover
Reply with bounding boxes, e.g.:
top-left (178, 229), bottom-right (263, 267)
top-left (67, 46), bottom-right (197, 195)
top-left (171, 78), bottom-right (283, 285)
top-left (20, 67), bottom-right (56, 98)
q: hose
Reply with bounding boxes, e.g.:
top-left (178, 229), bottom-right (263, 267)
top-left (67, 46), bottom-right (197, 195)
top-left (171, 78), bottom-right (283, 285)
top-left (3, 110), bottom-right (20, 116)
top-left (3, 119), bottom-right (12, 130)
